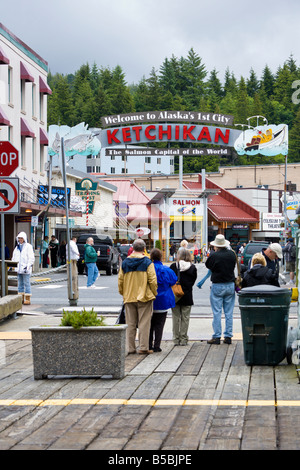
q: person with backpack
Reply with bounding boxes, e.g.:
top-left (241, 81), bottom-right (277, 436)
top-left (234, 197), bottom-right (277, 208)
top-left (282, 238), bottom-right (296, 285)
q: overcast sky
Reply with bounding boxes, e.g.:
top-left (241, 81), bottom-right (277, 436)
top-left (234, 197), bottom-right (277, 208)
top-left (1, 0), bottom-right (300, 85)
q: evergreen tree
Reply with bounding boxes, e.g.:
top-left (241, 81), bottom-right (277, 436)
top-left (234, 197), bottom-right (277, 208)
top-left (261, 65), bottom-right (275, 97)
top-left (247, 68), bottom-right (260, 97)
top-left (48, 75), bottom-right (75, 126)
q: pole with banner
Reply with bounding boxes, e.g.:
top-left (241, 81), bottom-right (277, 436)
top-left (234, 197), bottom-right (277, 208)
top-left (61, 137), bottom-right (76, 306)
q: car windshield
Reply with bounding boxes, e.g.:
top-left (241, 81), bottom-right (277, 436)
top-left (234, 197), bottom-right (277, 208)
top-left (247, 245), bottom-right (265, 254)
top-left (119, 246), bottom-right (130, 253)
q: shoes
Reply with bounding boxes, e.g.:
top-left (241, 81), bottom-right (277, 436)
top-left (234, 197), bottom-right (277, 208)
top-left (287, 280), bottom-right (295, 286)
top-left (87, 284), bottom-right (96, 289)
top-left (138, 349), bottom-right (153, 354)
top-left (223, 337), bottom-right (232, 344)
top-left (153, 347), bottom-right (162, 352)
top-left (207, 337), bottom-right (220, 344)
top-left (128, 350), bottom-right (136, 354)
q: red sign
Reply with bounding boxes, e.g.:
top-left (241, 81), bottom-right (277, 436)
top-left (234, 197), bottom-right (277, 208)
top-left (0, 141), bottom-right (19, 176)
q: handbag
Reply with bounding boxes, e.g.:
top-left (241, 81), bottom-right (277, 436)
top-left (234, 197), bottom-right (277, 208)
top-left (234, 253), bottom-right (242, 292)
top-left (172, 264), bottom-right (184, 301)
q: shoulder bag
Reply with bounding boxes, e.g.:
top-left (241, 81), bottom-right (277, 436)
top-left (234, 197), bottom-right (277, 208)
top-left (172, 263), bottom-right (184, 302)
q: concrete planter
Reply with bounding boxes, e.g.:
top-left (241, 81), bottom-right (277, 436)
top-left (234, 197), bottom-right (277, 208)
top-left (30, 325), bottom-right (127, 379)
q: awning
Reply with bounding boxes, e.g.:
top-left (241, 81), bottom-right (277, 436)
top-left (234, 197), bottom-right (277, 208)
top-left (20, 61), bottom-right (34, 82)
top-left (0, 106), bottom-right (10, 125)
top-left (208, 194), bottom-right (259, 222)
top-left (39, 76), bottom-right (52, 95)
top-left (40, 127), bottom-right (48, 145)
top-left (0, 45), bottom-right (9, 65)
top-left (21, 117), bottom-right (35, 138)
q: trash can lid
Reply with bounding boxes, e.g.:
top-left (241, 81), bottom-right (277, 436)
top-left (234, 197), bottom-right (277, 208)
top-left (238, 284), bottom-right (291, 295)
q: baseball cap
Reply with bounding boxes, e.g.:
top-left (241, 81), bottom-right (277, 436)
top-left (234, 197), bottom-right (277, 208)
top-left (269, 243), bottom-right (283, 259)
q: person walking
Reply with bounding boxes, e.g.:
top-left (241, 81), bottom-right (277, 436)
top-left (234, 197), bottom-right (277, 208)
top-left (241, 252), bottom-right (278, 288)
top-left (49, 235), bottom-right (59, 268)
top-left (205, 234), bottom-right (236, 345)
top-left (84, 237), bottom-right (99, 288)
top-left (12, 232), bottom-right (35, 305)
top-left (41, 236), bottom-right (49, 268)
top-left (118, 238), bottom-right (157, 355)
top-left (282, 238), bottom-right (296, 285)
top-left (66, 236), bottom-right (80, 300)
top-left (149, 248), bottom-right (177, 352)
top-left (170, 248), bottom-right (197, 346)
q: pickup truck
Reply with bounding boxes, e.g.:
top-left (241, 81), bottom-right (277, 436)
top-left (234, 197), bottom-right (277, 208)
top-left (76, 234), bottom-right (121, 276)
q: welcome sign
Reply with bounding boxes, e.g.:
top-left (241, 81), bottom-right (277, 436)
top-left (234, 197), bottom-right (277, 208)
top-left (98, 111), bottom-right (288, 157)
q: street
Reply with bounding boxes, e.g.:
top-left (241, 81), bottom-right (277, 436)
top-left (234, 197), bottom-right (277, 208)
top-left (28, 263), bottom-right (298, 318)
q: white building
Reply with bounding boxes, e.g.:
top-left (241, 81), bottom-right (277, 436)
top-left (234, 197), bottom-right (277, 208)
top-left (69, 145), bottom-right (175, 175)
top-left (0, 23), bottom-right (53, 257)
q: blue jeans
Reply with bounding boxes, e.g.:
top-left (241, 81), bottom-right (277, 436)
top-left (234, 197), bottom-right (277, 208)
top-left (86, 263), bottom-right (99, 287)
top-left (210, 282), bottom-right (235, 338)
top-left (18, 274), bottom-right (31, 294)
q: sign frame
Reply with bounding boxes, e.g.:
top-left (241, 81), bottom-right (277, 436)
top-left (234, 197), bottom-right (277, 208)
top-left (0, 177), bottom-right (20, 214)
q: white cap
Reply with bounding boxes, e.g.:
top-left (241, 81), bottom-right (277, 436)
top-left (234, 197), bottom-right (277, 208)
top-left (269, 243), bottom-right (283, 259)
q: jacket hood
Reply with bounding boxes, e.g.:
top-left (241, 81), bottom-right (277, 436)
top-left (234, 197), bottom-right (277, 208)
top-left (16, 232), bottom-right (27, 243)
top-left (122, 255), bottom-right (152, 274)
top-left (178, 260), bottom-right (192, 272)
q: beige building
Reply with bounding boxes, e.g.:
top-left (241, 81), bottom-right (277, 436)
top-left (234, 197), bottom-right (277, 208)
top-left (99, 162), bottom-right (297, 193)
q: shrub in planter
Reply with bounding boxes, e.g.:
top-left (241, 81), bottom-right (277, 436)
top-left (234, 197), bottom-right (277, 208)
top-left (30, 308), bottom-right (127, 380)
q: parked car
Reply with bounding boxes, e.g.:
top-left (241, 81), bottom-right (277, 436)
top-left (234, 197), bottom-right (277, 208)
top-left (76, 234), bottom-right (121, 276)
top-left (117, 244), bottom-right (132, 261)
top-left (240, 241), bottom-right (269, 268)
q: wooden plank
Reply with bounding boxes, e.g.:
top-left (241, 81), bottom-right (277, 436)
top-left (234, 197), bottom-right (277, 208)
top-left (175, 342), bottom-right (210, 375)
top-left (155, 343), bottom-right (193, 373)
top-left (127, 341), bottom-right (174, 375)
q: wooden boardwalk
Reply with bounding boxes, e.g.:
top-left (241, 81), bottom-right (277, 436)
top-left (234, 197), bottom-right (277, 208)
top-left (0, 338), bottom-right (300, 450)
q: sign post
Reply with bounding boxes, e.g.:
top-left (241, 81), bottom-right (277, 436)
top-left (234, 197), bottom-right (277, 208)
top-left (0, 141), bottom-right (19, 297)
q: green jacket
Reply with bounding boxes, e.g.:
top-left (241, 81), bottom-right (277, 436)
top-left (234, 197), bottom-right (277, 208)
top-left (84, 243), bottom-right (97, 263)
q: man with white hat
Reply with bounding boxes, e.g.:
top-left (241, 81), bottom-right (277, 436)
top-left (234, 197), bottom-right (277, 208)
top-left (205, 234), bottom-right (236, 345)
top-left (258, 243), bottom-right (282, 287)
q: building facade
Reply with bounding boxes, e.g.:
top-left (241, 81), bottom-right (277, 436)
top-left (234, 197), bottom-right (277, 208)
top-left (0, 23), bottom-right (52, 258)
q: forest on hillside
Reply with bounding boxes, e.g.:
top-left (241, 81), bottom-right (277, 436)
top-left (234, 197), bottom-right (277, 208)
top-left (47, 48), bottom-right (300, 173)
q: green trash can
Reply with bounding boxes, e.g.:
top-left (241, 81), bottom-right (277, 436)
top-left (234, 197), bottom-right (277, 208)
top-left (238, 285), bottom-right (292, 365)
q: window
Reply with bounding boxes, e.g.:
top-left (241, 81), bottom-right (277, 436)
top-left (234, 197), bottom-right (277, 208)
top-left (32, 83), bottom-right (36, 117)
top-left (32, 139), bottom-right (36, 170)
top-left (87, 166), bottom-right (92, 173)
top-left (21, 136), bottom-right (26, 166)
top-left (20, 79), bottom-right (26, 111)
top-left (39, 93), bottom-right (44, 121)
top-left (111, 155), bottom-right (115, 160)
top-left (8, 67), bottom-right (13, 103)
top-left (111, 167), bottom-right (116, 174)
top-left (40, 145), bottom-right (44, 173)
top-left (157, 157), bottom-right (161, 164)
top-left (145, 157), bottom-right (151, 163)
top-left (121, 168), bottom-right (128, 173)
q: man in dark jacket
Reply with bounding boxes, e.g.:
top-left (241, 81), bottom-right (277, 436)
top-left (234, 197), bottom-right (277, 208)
top-left (282, 238), bottom-right (296, 285)
top-left (205, 234), bottom-right (236, 345)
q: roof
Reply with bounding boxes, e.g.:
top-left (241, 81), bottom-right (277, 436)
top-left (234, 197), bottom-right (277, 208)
top-left (107, 179), bottom-right (169, 221)
top-left (184, 175), bottom-right (260, 223)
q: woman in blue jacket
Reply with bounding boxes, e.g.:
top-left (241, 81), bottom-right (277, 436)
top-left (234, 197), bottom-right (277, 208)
top-left (149, 248), bottom-right (177, 352)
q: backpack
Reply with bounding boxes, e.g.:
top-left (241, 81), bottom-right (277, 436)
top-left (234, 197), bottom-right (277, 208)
top-left (291, 244), bottom-right (297, 260)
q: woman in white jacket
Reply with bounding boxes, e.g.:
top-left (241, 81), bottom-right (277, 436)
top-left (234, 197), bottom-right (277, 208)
top-left (12, 232), bottom-right (34, 305)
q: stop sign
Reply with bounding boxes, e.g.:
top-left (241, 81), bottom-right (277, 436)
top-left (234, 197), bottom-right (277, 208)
top-left (0, 141), bottom-right (19, 176)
